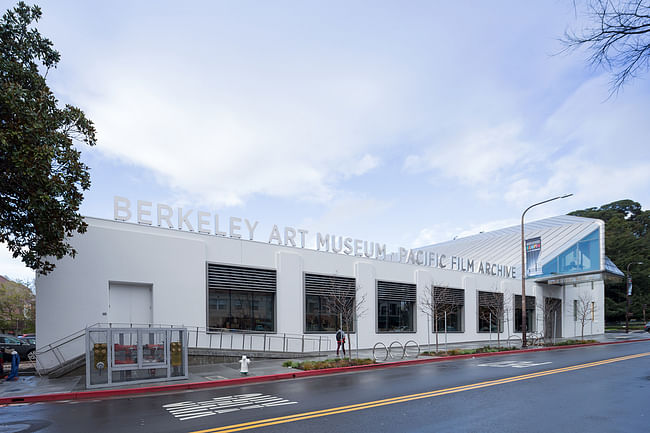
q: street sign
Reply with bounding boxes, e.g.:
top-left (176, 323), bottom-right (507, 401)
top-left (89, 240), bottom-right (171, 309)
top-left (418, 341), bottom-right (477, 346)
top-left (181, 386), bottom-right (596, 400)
top-left (627, 277), bottom-right (633, 296)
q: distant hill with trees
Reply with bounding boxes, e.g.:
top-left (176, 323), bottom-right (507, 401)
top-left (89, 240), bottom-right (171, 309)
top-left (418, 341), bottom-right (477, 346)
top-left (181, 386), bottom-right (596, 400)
top-left (0, 275), bottom-right (35, 334)
top-left (569, 200), bottom-right (649, 323)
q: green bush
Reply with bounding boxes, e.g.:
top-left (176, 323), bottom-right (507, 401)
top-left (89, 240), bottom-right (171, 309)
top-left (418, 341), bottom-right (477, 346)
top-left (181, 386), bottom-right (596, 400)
top-left (552, 339), bottom-right (597, 346)
top-left (285, 358), bottom-right (375, 371)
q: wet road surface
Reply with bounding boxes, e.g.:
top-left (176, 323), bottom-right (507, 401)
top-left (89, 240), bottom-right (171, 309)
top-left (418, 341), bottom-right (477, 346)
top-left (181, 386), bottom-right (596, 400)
top-left (2, 341), bottom-right (649, 433)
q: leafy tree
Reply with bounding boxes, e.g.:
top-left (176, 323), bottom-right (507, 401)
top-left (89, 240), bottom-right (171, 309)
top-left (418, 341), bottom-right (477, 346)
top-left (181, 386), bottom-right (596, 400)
top-left (0, 275), bottom-right (35, 334)
top-left (1, 2), bottom-right (96, 275)
top-left (569, 200), bottom-right (650, 323)
top-left (563, 1), bottom-right (650, 92)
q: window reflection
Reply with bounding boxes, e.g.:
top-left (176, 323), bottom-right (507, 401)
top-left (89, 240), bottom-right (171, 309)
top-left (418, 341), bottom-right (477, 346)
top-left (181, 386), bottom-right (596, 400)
top-left (208, 289), bottom-right (275, 332)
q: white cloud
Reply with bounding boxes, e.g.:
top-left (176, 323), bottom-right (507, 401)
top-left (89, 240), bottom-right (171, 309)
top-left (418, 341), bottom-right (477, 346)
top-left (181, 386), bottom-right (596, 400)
top-left (35, 1), bottom-right (649, 241)
top-left (504, 76), bottom-right (650, 208)
top-left (345, 154), bottom-right (380, 178)
top-left (0, 244), bottom-right (35, 283)
top-left (403, 122), bottom-right (534, 186)
top-left (78, 46), bottom-right (403, 207)
top-left (299, 196), bottom-right (393, 244)
top-left (412, 217), bottom-right (520, 248)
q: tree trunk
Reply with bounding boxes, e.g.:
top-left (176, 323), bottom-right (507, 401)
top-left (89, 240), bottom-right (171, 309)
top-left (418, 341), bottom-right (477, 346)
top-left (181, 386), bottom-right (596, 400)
top-left (434, 314), bottom-right (439, 353)
top-left (497, 318), bottom-right (501, 348)
top-left (345, 322), bottom-right (351, 360)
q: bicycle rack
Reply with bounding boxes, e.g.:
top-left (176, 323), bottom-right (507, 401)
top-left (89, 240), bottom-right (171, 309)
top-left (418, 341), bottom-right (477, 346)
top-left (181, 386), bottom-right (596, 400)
top-left (403, 340), bottom-right (420, 358)
top-left (374, 340), bottom-right (421, 361)
top-left (388, 341), bottom-right (403, 359)
top-left (372, 342), bottom-right (388, 361)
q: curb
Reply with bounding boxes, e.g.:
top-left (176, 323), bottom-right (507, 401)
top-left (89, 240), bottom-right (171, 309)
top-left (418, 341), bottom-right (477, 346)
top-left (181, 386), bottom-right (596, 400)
top-left (2, 338), bottom-right (649, 405)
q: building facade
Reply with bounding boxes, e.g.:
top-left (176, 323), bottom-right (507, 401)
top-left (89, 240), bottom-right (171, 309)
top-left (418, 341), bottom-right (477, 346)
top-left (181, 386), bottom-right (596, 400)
top-left (35, 209), bottom-right (622, 352)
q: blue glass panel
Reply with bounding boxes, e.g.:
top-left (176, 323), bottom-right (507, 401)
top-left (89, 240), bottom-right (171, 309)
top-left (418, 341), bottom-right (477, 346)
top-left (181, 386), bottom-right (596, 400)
top-left (538, 229), bottom-right (600, 278)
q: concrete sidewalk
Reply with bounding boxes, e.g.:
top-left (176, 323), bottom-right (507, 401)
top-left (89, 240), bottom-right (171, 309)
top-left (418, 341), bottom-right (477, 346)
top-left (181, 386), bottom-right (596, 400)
top-left (1, 331), bottom-right (647, 402)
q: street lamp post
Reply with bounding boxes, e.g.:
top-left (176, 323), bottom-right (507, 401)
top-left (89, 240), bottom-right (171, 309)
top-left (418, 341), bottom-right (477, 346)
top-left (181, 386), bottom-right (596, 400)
top-left (625, 261), bottom-right (643, 333)
top-left (521, 194), bottom-right (573, 347)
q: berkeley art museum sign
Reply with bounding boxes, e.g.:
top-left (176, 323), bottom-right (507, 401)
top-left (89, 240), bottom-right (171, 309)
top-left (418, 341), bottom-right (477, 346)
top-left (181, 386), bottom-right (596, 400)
top-left (113, 196), bottom-right (516, 279)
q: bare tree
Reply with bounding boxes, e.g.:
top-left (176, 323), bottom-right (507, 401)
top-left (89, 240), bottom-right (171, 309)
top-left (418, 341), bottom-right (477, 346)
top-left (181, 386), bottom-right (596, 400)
top-left (575, 292), bottom-right (596, 340)
top-left (564, 0), bottom-right (650, 92)
top-left (478, 290), bottom-right (506, 348)
top-left (324, 278), bottom-right (367, 359)
top-left (419, 286), bottom-right (460, 353)
top-left (503, 293), bottom-right (515, 340)
top-left (537, 297), bottom-right (562, 343)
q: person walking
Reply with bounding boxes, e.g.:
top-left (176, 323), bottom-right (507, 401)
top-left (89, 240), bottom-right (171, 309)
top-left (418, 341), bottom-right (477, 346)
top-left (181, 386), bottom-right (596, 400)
top-left (336, 328), bottom-right (346, 357)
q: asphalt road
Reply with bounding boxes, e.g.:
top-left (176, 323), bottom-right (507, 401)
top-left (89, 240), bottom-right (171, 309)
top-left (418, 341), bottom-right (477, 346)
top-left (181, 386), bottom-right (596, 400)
top-left (2, 341), bottom-right (650, 433)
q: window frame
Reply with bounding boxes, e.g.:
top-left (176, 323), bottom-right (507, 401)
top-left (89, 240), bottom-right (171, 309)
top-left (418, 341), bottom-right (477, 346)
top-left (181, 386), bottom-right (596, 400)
top-left (376, 280), bottom-right (417, 334)
top-left (205, 262), bottom-right (277, 333)
top-left (303, 272), bottom-right (356, 334)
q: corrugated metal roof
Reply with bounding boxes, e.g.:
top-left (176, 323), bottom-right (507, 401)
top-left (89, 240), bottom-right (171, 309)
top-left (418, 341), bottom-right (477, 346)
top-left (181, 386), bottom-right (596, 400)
top-left (416, 215), bottom-right (604, 275)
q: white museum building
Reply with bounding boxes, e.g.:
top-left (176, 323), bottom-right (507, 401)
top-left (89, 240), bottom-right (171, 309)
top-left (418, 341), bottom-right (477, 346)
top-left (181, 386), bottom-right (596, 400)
top-left (35, 197), bottom-right (624, 355)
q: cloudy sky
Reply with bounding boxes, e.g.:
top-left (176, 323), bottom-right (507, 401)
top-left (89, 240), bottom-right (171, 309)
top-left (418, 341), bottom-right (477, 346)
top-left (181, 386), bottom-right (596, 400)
top-left (2, 1), bottom-right (649, 281)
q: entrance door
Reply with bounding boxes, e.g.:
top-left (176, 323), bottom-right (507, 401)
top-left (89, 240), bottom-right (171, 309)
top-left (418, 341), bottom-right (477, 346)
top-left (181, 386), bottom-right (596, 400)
top-left (109, 282), bottom-right (153, 325)
top-left (544, 297), bottom-right (562, 339)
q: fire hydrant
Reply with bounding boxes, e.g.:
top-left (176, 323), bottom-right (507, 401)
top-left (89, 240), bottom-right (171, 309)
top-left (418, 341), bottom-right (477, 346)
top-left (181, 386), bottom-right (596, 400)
top-left (239, 355), bottom-right (251, 375)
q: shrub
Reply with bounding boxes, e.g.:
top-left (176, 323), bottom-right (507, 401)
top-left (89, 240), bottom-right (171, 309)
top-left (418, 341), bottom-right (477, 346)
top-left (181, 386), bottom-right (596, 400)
top-left (287, 358), bottom-right (375, 371)
top-left (553, 339), bottom-right (597, 346)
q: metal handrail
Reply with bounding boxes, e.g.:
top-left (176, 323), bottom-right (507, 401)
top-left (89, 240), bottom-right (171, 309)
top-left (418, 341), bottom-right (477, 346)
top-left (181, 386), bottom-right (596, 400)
top-left (35, 323), bottom-right (101, 355)
top-left (34, 322), bottom-right (332, 374)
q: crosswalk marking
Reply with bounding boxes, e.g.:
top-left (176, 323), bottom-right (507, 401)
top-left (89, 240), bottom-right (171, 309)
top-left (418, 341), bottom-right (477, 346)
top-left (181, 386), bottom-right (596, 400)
top-left (477, 360), bottom-right (552, 368)
top-left (163, 393), bottom-right (297, 421)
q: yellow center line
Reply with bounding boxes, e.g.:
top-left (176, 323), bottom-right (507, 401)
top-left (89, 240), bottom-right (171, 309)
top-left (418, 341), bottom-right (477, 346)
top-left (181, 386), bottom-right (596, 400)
top-left (190, 352), bottom-right (650, 433)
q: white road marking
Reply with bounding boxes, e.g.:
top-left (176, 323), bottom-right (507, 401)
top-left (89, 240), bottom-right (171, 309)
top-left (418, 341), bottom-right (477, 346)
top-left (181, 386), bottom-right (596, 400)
top-left (163, 393), bottom-right (298, 421)
top-left (477, 360), bottom-right (552, 368)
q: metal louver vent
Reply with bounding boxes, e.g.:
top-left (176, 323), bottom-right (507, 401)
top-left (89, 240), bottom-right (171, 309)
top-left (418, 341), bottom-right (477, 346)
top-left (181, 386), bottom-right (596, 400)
top-left (304, 274), bottom-right (356, 297)
top-left (433, 287), bottom-right (465, 306)
top-left (207, 263), bottom-right (276, 293)
top-left (514, 295), bottom-right (536, 309)
top-left (377, 280), bottom-right (416, 302)
top-left (478, 291), bottom-right (504, 307)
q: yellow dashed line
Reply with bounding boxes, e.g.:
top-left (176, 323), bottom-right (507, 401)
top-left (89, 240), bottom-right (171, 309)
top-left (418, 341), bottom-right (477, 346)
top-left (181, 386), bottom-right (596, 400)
top-left (190, 352), bottom-right (650, 433)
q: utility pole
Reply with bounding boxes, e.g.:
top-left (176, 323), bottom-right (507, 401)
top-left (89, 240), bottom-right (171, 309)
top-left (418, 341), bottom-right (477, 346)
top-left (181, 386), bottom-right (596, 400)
top-left (520, 194), bottom-right (572, 347)
top-left (625, 262), bottom-right (643, 333)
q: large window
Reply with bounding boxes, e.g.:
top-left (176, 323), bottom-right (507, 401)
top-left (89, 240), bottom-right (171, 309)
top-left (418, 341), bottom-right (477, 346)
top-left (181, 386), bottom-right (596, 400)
top-left (541, 229), bottom-right (600, 277)
top-left (207, 263), bottom-right (276, 332)
top-left (478, 291), bottom-right (504, 333)
top-left (433, 287), bottom-right (465, 333)
top-left (377, 281), bottom-right (416, 332)
top-left (304, 274), bottom-right (356, 333)
top-left (514, 295), bottom-right (536, 333)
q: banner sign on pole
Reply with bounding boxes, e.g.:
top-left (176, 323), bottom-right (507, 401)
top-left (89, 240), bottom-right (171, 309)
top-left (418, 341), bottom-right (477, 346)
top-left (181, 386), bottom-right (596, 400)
top-left (627, 277), bottom-right (633, 296)
top-left (525, 237), bottom-right (542, 277)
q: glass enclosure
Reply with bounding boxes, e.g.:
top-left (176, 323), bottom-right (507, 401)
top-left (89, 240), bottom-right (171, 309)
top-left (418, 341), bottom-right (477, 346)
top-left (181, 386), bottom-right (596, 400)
top-left (86, 327), bottom-right (187, 389)
top-left (539, 229), bottom-right (601, 278)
